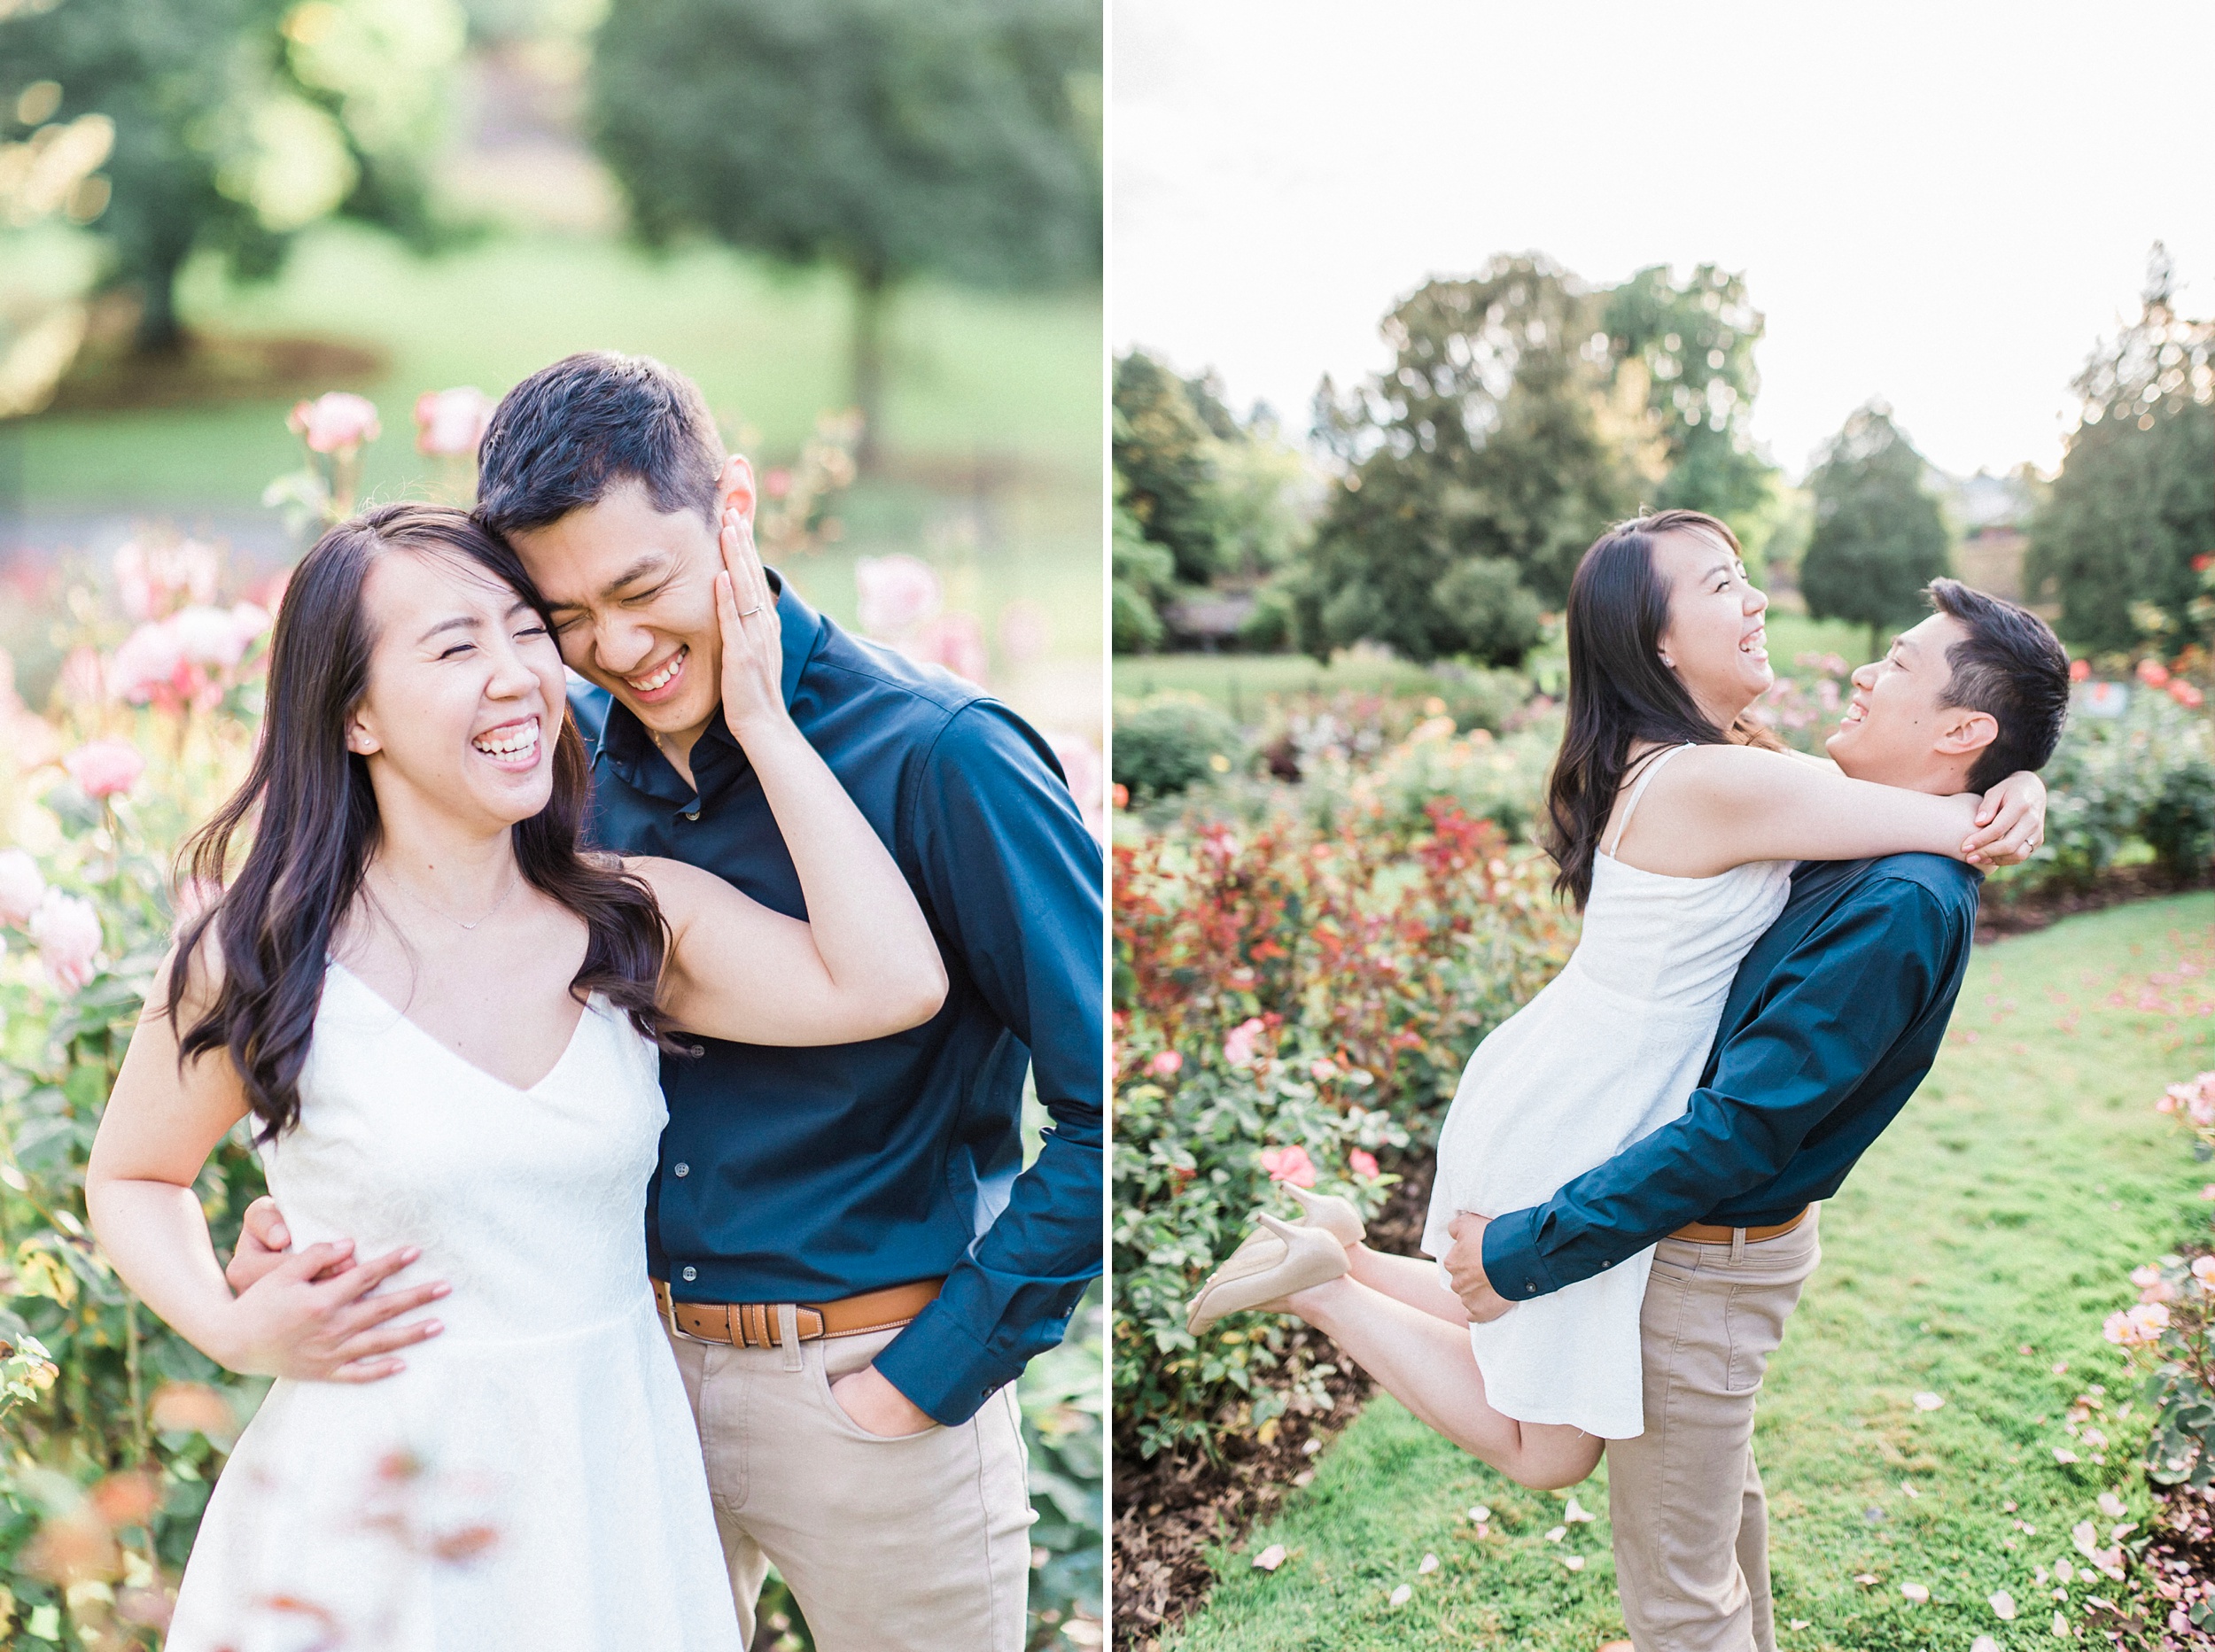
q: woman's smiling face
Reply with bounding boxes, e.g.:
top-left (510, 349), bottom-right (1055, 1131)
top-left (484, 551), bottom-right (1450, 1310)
top-left (344, 549), bottom-right (570, 831)
top-left (1651, 526), bottom-right (1772, 726)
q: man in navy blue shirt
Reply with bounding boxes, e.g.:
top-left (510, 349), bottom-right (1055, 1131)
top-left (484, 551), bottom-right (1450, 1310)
top-left (1441, 582), bottom-right (2070, 1651)
top-left (233, 353), bottom-right (1102, 1651)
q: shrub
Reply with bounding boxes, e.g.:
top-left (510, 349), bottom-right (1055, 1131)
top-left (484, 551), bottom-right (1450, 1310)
top-left (2145, 758), bottom-right (2215, 882)
top-left (1112, 694), bottom-right (1247, 803)
top-left (1112, 802), bottom-right (1574, 1457)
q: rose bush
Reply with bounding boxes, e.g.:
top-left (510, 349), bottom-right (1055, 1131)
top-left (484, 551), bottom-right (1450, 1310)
top-left (1112, 791), bottom-right (1574, 1459)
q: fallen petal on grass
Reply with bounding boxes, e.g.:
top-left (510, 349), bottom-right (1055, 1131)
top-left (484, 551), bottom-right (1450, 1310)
top-left (1418, 1553), bottom-right (1438, 1575)
top-left (1545, 1525), bottom-right (1567, 1542)
top-left (1900, 1581), bottom-right (1929, 1602)
top-left (1252, 1544), bottom-right (1286, 1571)
top-left (1992, 1588), bottom-right (2017, 1619)
top-left (1911, 1391), bottom-right (1945, 1410)
top-left (1388, 1584), bottom-right (1411, 1607)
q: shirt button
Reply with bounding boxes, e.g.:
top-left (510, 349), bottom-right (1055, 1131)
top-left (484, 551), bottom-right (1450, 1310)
top-left (681, 1266), bottom-right (697, 1283)
top-left (683, 810), bottom-right (699, 822)
top-left (673, 1162), bottom-right (689, 1177)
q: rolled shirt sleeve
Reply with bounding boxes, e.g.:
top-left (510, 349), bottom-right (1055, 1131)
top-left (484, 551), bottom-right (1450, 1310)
top-left (1481, 880), bottom-right (1949, 1302)
top-left (868, 703), bottom-right (1106, 1424)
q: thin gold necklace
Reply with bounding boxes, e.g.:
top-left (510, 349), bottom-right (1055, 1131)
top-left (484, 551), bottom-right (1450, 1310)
top-left (380, 865), bottom-right (523, 932)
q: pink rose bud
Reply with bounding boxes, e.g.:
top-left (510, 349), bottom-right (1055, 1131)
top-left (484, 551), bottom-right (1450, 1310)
top-left (289, 392), bottom-right (381, 455)
top-left (65, 738), bottom-right (144, 800)
top-left (1349, 1149), bottom-right (1380, 1178)
top-left (28, 888), bottom-right (102, 991)
top-left (1223, 1015), bottom-right (1267, 1068)
top-left (0, 848), bottom-right (44, 926)
top-left (1148, 1051), bottom-right (1183, 1076)
top-left (413, 386), bottom-right (494, 457)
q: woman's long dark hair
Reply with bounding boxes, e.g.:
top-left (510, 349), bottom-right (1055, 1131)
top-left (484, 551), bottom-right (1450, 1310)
top-left (168, 502), bottom-right (672, 1140)
top-left (1543, 508), bottom-right (1784, 909)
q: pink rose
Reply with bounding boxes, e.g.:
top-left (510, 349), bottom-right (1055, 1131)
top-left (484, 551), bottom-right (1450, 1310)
top-left (413, 387), bottom-right (494, 457)
top-left (2194, 1255), bottom-right (2215, 1290)
top-left (913, 611), bottom-right (988, 686)
top-left (764, 468), bottom-right (793, 500)
top-left (1260, 1144), bottom-right (1317, 1187)
top-left (0, 848), bottom-right (44, 926)
top-left (171, 605), bottom-right (250, 670)
top-left (66, 739), bottom-right (144, 800)
top-left (113, 538), bottom-right (218, 622)
top-left (1147, 1051), bottom-right (1183, 1077)
top-left (289, 392), bottom-right (381, 455)
top-left (1223, 1016), bottom-right (1266, 1068)
top-left (108, 620), bottom-right (189, 706)
top-left (2069, 657), bottom-right (2091, 684)
top-left (2137, 658), bottom-right (2172, 688)
top-left (28, 888), bottom-right (102, 991)
top-left (854, 555), bottom-right (942, 639)
top-left (1349, 1149), bottom-right (1380, 1179)
top-left (2172, 679), bottom-right (2205, 710)
top-left (1310, 1059), bottom-right (1337, 1082)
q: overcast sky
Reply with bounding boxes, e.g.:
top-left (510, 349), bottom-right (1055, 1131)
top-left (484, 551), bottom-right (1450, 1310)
top-left (1111, 1), bottom-right (2215, 481)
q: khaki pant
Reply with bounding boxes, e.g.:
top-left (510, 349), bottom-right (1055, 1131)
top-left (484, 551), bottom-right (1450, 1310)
top-left (1605, 1207), bottom-right (1823, 1652)
top-left (663, 1320), bottom-right (1036, 1652)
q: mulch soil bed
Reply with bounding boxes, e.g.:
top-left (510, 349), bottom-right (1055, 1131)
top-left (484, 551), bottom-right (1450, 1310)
top-left (1977, 865), bottom-right (2215, 943)
top-left (1113, 873), bottom-right (2215, 1650)
top-left (1110, 1157), bottom-right (1436, 1651)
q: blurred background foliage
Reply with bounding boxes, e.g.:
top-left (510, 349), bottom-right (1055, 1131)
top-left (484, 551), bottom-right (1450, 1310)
top-left (0, 0), bottom-right (1105, 1645)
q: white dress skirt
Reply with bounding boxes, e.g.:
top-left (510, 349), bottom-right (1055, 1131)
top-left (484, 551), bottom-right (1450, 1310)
top-left (1421, 746), bottom-right (1794, 1439)
top-left (165, 962), bottom-right (744, 1652)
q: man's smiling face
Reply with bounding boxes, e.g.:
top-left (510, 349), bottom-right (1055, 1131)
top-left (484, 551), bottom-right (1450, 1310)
top-left (504, 477), bottom-right (736, 748)
top-left (1826, 609), bottom-right (1978, 787)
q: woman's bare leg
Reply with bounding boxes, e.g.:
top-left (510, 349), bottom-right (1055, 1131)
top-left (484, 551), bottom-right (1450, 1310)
top-left (1346, 1245), bottom-right (1470, 1327)
top-left (1281, 1273), bottom-right (1602, 1491)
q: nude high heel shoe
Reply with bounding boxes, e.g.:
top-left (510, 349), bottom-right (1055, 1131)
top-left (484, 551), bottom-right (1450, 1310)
top-left (1185, 1214), bottom-right (1350, 1336)
top-left (1284, 1183), bottom-right (1365, 1246)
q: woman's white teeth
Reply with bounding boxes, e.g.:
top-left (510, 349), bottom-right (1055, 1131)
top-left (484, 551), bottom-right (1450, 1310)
top-left (472, 720), bottom-right (539, 758)
top-left (630, 648), bottom-right (686, 693)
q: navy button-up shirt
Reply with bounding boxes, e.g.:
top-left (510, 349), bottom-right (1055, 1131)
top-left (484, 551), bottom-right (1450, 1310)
top-left (569, 574), bottom-right (1104, 1424)
top-left (1482, 852), bottom-right (1980, 1299)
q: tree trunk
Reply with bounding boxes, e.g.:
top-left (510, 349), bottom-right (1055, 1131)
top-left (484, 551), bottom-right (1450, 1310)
top-left (849, 260), bottom-right (890, 475)
top-left (132, 237), bottom-right (191, 356)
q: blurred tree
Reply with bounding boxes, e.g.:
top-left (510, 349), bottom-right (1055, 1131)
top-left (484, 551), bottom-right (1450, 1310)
top-left (590, 0), bottom-right (1102, 470)
top-left (0, 36), bottom-right (115, 416)
top-left (1605, 263), bottom-right (1778, 551)
top-left (1799, 403), bottom-right (1954, 659)
top-left (1295, 258), bottom-right (1654, 667)
top-left (2026, 246), bottom-right (2215, 655)
top-left (1113, 349), bottom-right (1223, 587)
top-left (0, 0), bottom-right (465, 353)
top-left (1111, 496), bottom-right (1175, 654)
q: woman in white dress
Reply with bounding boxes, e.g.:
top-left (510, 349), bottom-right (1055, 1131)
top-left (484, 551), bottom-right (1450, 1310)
top-left (1182, 508), bottom-right (2048, 1490)
top-left (84, 502), bottom-right (946, 1648)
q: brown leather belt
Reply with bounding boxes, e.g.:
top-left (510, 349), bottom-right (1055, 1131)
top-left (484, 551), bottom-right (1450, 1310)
top-left (652, 1276), bottom-right (944, 1349)
top-left (1670, 1206), bottom-right (1810, 1245)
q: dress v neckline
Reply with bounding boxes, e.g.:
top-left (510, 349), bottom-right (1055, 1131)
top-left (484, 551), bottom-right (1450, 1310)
top-left (324, 958), bottom-right (595, 1097)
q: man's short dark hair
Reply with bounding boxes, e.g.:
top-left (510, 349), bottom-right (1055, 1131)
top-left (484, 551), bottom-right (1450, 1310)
top-left (1926, 578), bottom-right (2071, 790)
top-left (475, 352), bottom-right (725, 538)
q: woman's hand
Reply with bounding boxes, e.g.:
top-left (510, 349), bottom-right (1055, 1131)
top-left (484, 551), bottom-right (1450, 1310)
top-left (1963, 770), bottom-right (2047, 868)
top-left (714, 508), bottom-right (789, 749)
top-left (210, 1241), bottom-right (447, 1382)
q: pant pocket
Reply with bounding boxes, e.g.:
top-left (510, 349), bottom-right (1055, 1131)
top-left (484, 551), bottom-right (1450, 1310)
top-left (1722, 1284), bottom-right (1789, 1395)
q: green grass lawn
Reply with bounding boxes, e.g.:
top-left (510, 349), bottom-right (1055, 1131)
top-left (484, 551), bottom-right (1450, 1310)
top-left (18, 223), bottom-right (1101, 508)
top-left (1114, 614), bottom-right (1872, 724)
top-left (1163, 894), bottom-right (2215, 1651)
top-left (8, 224), bottom-right (1104, 718)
